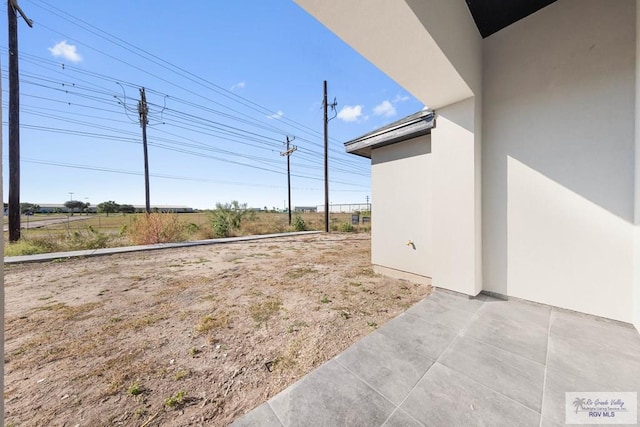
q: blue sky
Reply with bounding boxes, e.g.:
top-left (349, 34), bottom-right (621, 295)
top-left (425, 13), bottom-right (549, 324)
top-left (2, 0), bottom-right (422, 210)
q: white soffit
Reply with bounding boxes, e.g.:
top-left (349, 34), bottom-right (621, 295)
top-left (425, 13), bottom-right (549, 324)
top-left (294, 0), bottom-right (474, 109)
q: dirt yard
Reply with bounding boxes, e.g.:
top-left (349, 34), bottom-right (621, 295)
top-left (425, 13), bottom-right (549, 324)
top-left (4, 233), bottom-right (431, 426)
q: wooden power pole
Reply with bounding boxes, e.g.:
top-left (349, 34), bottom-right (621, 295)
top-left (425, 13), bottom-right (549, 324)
top-left (323, 81), bottom-right (329, 232)
top-left (7, 0), bottom-right (32, 242)
top-left (280, 136), bottom-right (297, 225)
top-left (138, 87), bottom-right (151, 214)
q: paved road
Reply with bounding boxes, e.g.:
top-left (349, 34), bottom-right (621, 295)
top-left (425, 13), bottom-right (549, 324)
top-left (3, 216), bottom-right (90, 232)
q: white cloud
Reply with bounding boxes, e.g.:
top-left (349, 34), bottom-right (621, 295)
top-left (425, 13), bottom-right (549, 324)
top-left (48, 40), bottom-right (82, 63)
top-left (337, 105), bottom-right (365, 122)
top-left (231, 81), bottom-right (246, 91)
top-left (373, 100), bottom-right (396, 118)
top-left (267, 110), bottom-right (284, 120)
top-left (392, 93), bottom-right (410, 103)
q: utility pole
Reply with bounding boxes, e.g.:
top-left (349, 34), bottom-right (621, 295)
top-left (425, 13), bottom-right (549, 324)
top-left (68, 192), bottom-right (74, 201)
top-left (138, 87), bottom-right (151, 214)
top-left (322, 81), bottom-right (337, 232)
top-left (280, 136), bottom-right (297, 225)
top-left (323, 81), bottom-right (329, 232)
top-left (7, 0), bottom-right (33, 242)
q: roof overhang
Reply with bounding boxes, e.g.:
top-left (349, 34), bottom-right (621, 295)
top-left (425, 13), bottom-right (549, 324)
top-left (295, 1), bottom-right (557, 109)
top-left (344, 110), bottom-right (434, 159)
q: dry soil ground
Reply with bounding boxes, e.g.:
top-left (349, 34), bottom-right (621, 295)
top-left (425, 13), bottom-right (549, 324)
top-left (4, 233), bottom-right (431, 426)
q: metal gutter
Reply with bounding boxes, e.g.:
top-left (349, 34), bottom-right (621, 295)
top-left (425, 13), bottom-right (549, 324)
top-left (344, 110), bottom-right (435, 158)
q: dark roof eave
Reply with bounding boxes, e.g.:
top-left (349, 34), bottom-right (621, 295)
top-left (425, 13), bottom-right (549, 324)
top-left (344, 110), bottom-right (434, 159)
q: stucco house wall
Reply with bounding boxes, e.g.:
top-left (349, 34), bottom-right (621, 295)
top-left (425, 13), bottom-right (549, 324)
top-left (482, 0), bottom-right (635, 321)
top-left (371, 135), bottom-right (433, 282)
top-left (296, 0), bottom-right (640, 328)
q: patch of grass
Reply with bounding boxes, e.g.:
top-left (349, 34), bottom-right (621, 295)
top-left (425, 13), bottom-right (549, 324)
top-left (134, 407), bottom-right (148, 418)
top-left (249, 298), bottom-right (282, 324)
top-left (247, 252), bottom-right (270, 258)
top-left (5, 236), bottom-right (60, 256)
top-left (33, 301), bottom-right (101, 320)
top-left (174, 369), bottom-right (191, 380)
top-left (367, 321), bottom-right (378, 329)
top-left (337, 222), bottom-right (355, 232)
top-left (103, 312), bottom-right (167, 334)
top-left (196, 313), bottom-right (229, 333)
top-left (285, 267), bottom-right (316, 279)
top-left (128, 380), bottom-right (143, 396)
top-left (189, 347), bottom-right (200, 357)
top-left (274, 337), bottom-right (304, 370)
top-left (165, 390), bottom-right (186, 408)
top-left (286, 320), bottom-right (308, 333)
top-left (320, 295), bottom-right (331, 304)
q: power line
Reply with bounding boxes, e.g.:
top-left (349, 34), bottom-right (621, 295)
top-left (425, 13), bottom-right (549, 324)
top-left (13, 156), bottom-right (366, 192)
top-left (2, 52), bottom-right (370, 173)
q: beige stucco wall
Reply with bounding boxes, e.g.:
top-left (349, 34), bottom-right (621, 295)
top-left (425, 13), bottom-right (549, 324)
top-left (432, 98), bottom-right (482, 295)
top-left (483, 0), bottom-right (636, 322)
top-left (635, 0), bottom-right (640, 331)
top-left (371, 136), bottom-right (433, 279)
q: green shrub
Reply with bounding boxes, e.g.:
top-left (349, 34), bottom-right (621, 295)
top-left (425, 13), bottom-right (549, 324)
top-left (5, 239), bottom-right (54, 256)
top-left (292, 215), bottom-right (306, 231)
top-left (186, 222), bottom-right (200, 234)
top-left (210, 201), bottom-right (255, 237)
top-left (338, 222), bottom-right (354, 232)
top-left (70, 227), bottom-right (111, 250)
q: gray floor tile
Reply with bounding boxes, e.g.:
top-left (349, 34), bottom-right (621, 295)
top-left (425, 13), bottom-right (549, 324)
top-left (426, 290), bottom-right (485, 313)
top-left (382, 408), bottom-right (425, 427)
top-left (230, 402), bottom-right (283, 427)
top-left (547, 310), bottom-right (640, 391)
top-left (401, 363), bottom-right (540, 427)
top-left (462, 300), bottom-right (550, 364)
top-left (539, 416), bottom-right (565, 427)
top-left (269, 359), bottom-right (395, 427)
top-left (439, 336), bottom-right (545, 412)
top-left (541, 366), bottom-right (639, 426)
top-left (406, 298), bottom-right (476, 331)
top-left (376, 313), bottom-right (459, 361)
top-left (336, 330), bottom-right (435, 405)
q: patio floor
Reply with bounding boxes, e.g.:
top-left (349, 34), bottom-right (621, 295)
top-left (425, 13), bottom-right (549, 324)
top-left (231, 289), bottom-right (640, 426)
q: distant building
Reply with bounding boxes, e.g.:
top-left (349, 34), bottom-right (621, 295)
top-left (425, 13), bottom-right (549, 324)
top-left (15, 203), bottom-right (194, 214)
top-left (294, 206), bottom-right (317, 213)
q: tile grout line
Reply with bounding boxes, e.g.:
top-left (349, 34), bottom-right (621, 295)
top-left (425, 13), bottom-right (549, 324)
top-left (390, 296), bottom-right (488, 414)
top-left (436, 300), bottom-right (543, 415)
top-left (538, 307), bottom-right (554, 427)
top-left (266, 401), bottom-right (286, 427)
top-left (436, 362), bottom-right (542, 417)
top-left (332, 356), bottom-right (415, 426)
top-left (459, 326), bottom-right (548, 368)
top-left (435, 298), bottom-right (547, 416)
